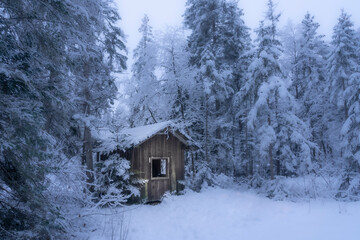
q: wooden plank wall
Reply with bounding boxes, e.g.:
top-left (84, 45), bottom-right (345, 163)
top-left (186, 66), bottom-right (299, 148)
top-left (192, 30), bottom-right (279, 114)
top-left (131, 133), bottom-right (185, 201)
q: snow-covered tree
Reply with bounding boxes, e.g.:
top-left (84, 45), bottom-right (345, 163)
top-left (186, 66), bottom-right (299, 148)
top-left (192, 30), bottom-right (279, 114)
top-left (184, 0), bottom-right (223, 167)
top-left (297, 13), bottom-right (330, 163)
top-left (328, 11), bottom-right (360, 173)
top-left (341, 71), bottom-right (360, 170)
top-left (325, 12), bottom-right (360, 199)
top-left (218, 0), bottom-right (252, 175)
top-left (94, 154), bottom-right (140, 207)
top-left (328, 10), bottom-right (358, 123)
top-left (0, 0), bottom-right (126, 238)
top-left (128, 15), bottom-right (159, 127)
top-left (281, 13), bottom-right (331, 165)
top-left (241, 0), bottom-right (282, 177)
top-left (185, 0), bottom-right (252, 175)
top-left (280, 21), bottom-right (301, 95)
top-left (157, 27), bottom-right (194, 122)
top-left (247, 0), bottom-right (313, 179)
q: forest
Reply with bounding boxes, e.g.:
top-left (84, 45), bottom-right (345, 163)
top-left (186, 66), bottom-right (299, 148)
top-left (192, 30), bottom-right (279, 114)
top-left (1, 0), bottom-right (360, 239)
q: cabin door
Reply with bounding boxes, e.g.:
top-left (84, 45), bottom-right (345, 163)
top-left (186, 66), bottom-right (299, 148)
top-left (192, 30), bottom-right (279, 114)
top-left (148, 157), bottom-right (171, 201)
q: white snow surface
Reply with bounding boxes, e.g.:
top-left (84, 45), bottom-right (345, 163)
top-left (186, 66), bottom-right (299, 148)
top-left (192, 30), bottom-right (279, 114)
top-left (85, 188), bottom-right (360, 240)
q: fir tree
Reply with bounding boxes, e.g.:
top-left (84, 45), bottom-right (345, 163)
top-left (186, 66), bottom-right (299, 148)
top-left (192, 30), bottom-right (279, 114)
top-left (185, 0), bottom-right (252, 175)
top-left (0, 0), bottom-right (126, 237)
top-left (329, 11), bottom-right (360, 173)
top-left (157, 27), bottom-right (193, 122)
top-left (295, 13), bottom-right (330, 164)
top-left (184, 0), bottom-right (224, 169)
top-left (128, 15), bottom-right (159, 127)
top-left (247, 0), bottom-right (313, 179)
top-left (328, 10), bottom-right (358, 122)
top-left (327, 11), bottom-right (360, 178)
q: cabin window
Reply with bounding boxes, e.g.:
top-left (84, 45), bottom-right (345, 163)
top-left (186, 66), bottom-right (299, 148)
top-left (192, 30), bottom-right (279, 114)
top-left (151, 157), bottom-right (169, 179)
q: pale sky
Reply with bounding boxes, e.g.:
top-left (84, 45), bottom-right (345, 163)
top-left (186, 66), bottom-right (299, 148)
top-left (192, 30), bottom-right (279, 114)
top-left (115, 0), bottom-right (360, 68)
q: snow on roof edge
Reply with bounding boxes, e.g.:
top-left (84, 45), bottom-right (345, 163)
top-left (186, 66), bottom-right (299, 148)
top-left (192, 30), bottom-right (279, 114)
top-left (95, 121), bottom-right (191, 153)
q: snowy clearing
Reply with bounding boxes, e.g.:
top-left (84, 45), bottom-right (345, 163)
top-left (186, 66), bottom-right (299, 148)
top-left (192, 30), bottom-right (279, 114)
top-left (86, 188), bottom-right (360, 240)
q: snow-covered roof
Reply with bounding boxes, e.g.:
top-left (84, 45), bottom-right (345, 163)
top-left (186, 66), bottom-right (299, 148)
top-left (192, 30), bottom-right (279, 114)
top-left (121, 121), bottom-right (183, 147)
top-left (95, 121), bottom-right (189, 153)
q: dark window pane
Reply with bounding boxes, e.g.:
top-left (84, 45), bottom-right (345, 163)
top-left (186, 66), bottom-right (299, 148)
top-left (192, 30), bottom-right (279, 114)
top-left (152, 158), bottom-right (167, 178)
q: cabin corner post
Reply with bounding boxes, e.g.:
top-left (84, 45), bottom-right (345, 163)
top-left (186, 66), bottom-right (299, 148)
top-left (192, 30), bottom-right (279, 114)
top-left (143, 181), bottom-right (148, 200)
top-left (171, 156), bottom-right (177, 193)
top-left (191, 152), bottom-right (195, 179)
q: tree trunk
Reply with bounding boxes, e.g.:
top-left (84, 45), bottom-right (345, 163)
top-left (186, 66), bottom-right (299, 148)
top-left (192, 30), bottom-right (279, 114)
top-left (171, 46), bottom-right (186, 121)
top-left (246, 99), bottom-right (253, 176)
top-left (267, 97), bottom-right (274, 180)
top-left (295, 85), bottom-right (299, 99)
top-left (83, 125), bottom-right (94, 191)
top-left (344, 100), bottom-right (348, 120)
top-left (191, 152), bottom-right (195, 179)
top-left (147, 105), bottom-right (158, 123)
top-left (246, 121), bottom-right (253, 176)
top-left (342, 77), bottom-right (348, 119)
top-left (215, 99), bottom-right (221, 139)
top-left (82, 62), bottom-right (94, 191)
top-left (269, 144), bottom-right (274, 180)
top-left (232, 113), bottom-right (235, 158)
top-left (205, 94), bottom-right (209, 164)
top-left (276, 158), bottom-right (281, 176)
top-left (44, 69), bottom-right (58, 132)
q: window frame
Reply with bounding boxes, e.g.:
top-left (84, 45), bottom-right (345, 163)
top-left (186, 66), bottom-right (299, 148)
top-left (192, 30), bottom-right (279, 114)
top-left (149, 157), bottom-right (170, 180)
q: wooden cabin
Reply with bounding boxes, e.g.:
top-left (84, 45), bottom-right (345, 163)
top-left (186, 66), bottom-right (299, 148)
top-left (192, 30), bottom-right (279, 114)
top-left (97, 121), bottom-right (189, 202)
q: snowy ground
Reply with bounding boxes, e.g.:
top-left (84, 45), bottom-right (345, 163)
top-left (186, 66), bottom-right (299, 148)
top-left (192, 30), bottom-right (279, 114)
top-left (85, 188), bottom-right (360, 240)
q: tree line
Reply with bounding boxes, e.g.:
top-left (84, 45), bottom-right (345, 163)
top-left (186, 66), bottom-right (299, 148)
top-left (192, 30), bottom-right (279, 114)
top-left (1, 0), bottom-right (360, 238)
top-left (0, 0), bottom-right (126, 238)
top-left (125, 0), bottom-right (360, 191)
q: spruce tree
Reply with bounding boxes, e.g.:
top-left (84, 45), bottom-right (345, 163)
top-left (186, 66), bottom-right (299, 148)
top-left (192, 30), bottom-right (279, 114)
top-left (327, 11), bottom-right (360, 187)
top-left (0, 0), bottom-right (127, 237)
top-left (328, 11), bottom-right (360, 176)
top-left (184, 0), bottom-right (222, 175)
top-left (295, 13), bottom-right (330, 164)
top-left (328, 10), bottom-right (358, 122)
top-left (157, 27), bottom-right (193, 122)
top-left (247, 0), bottom-right (313, 179)
top-left (219, 0), bottom-right (252, 175)
top-left (185, 0), bottom-right (252, 175)
top-left (128, 15), bottom-right (159, 127)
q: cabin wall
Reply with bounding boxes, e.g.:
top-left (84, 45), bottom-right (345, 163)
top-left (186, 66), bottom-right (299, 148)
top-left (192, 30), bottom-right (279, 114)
top-left (131, 133), bottom-right (185, 201)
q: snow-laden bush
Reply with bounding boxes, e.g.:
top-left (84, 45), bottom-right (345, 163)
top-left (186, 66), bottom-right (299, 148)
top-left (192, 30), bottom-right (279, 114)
top-left (184, 156), bottom-right (220, 191)
top-left (184, 158), bottom-right (238, 191)
top-left (213, 173), bottom-right (236, 188)
top-left (247, 172), bottom-right (265, 189)
top-left (184, 161), bottom-right (216, 191)
top-left (336, 172), bottom-right (360, 201)
top-left (255, 174), bottom-right (341, 201)
top-left (93, 154), bottom-right (140, 207)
